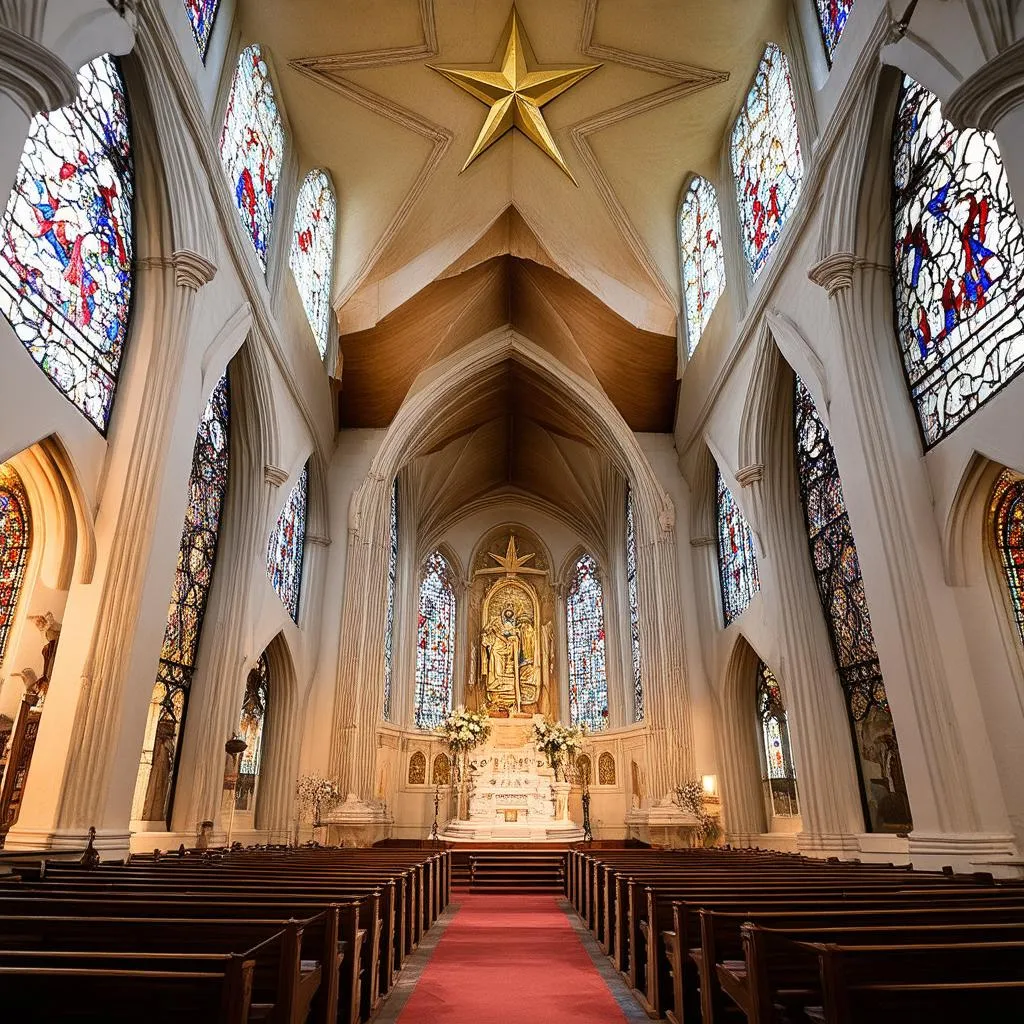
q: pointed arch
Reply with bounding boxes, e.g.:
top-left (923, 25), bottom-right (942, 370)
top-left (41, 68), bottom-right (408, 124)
top-left (290, 169), bottom-right (336, 359)
top-left (678, 174), bottom-right (726, 355)
top-left (715, 465), bottom-right (760, 625)
top-left (0, 464), bottom-right (32, 666)
top-left (566, 553), bottom-right (608, 733)
top-left (183, 1), bottom-right (221, 60)
top-left (413, 549), bottom-right (456, 730)
top-left (266, 460), bottom-right (308, 623)
top-left (815, 1), bottom-right (855, 65)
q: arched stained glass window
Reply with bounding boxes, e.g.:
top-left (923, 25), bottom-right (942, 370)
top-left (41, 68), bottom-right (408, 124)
top-left (816, 1), bottom-right (854, 63)
top-left (414, 551), bottom-right (456, 730)
top-left (183, 0), bottom-right (220, 59)
top-left (290, 170), bottom-right (336, 359)
top-left (382, 479), bottom-right (398, 721)
top-left (990, 469), bottom-right (1024, 648)
top-left (626, 488), bottom-right (643, 721)
top-left (131, 374), bottom-right (230, 826)
top-left (756, 661), bottom-right (799, 817)
top-left (716, 468), bottom-right (760, 625)
top-left (730, 44), bottom-right (803, 280)
top-left (679, 176), bottom-right (725, 355)
top-left (220, 45), bottom-right (283, 271)
top-left (0, 55), bottom-right (134, 433)
top-left (566, 554), bottom-right (608, 733)
top-left (794, 375), bottom-right (912, 833)
top-left (0, 464), bottom-right (31, 665)
top-left (235, 651), bottom-right (270, 812)
top-left (267, 462), bottom-right (308, 622)
top-left (891, 76), bottom-right (1024, 448)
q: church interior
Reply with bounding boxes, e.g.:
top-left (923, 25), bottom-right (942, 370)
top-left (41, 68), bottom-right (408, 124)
top-left (2, 0), bottom-right (1024, 1020)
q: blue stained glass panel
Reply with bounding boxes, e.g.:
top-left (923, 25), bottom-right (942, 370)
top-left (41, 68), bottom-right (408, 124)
top-left (816, 0), bottom-right (854, 63)
top-left (0, 55), bottom-right (134, 433)
top-left (183, 0), bottom-right (220, 59)
top-left (0, 464), bottom-right (31, 665)
top-left (290, 169), bottom-right (336, 358)
top-left (266, 463), bottom-right (308, 622)
top-left (679, 176), bottom-right (725, 355)
top-left (892, 76), bottom-right (1024, 447)
top-left (716, 469), bottom-right (760, 625)
top-left (383, 480), bottom-right (398, 721)
top-left (566, 554), bottom-right (608, 733)
top-left (220, 45), bottom-right (283, 271)
top-left (414, 551), bottom-right (456, 730)
top-left (626, 489), bottom-right (643, 721)
top-left (730, 44), bottom-right (803, 280)
top-left (990, 470), bottom-right (1024, 649)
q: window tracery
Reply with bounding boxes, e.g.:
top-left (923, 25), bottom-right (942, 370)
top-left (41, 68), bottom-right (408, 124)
top-left (679, 176), bottom-right (725, 354)
top-left (626, 489), bottom-right (643, 721)
top-left (235, 652), bottom-right (269, 812)
top-left (266, 463), bottom-right (308, 623)
top-left (815, 1), bottom-right (854, 63)
top-left (0, 55), bottom-right (134, 433)
top-left (383, 480), bottom-right (398, 721)
top-left (132, 375), bottom-right (229, 825)
top-left (220, 44), bottom-right (283, 271)
top-left (891, 75), bottom-right (1024, 447)
top-left (290, 170), bottom-right (336, 359)
top-left (566, 554), bottom-right (608, 734)
top-left (756, 661), bottom-right (799, 817)
top-left (0, 464), bottom-right (31, 665)
top-left (730, 44), bottom-right (803, 280)
top-left (183, 0), bottom-right (220, 59)
top-left (414, 551), bottom-right (456, 731)
top-left (716, 468), bottom-right (760, 625)
top-left (990, 469), bottom-right (1024, 649)
top-left (794, 376), bottom-right (912, 833)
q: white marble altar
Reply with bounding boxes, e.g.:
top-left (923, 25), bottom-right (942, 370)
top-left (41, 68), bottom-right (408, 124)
top-left (441, 717), bottom-right (584, 842)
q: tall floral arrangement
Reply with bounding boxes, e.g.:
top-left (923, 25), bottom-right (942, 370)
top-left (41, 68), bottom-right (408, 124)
top-left (532, 720), bottom-right (584, 781)
top-left (296, 774), bottom-right (341, 826)
top-left (673, 779), bottom-right (722, 846)
top-left (437, 706), bottom-right (491, 753)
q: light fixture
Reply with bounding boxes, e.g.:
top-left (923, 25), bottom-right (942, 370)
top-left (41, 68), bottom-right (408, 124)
top-left (701, 774), bottom-right (718, 797)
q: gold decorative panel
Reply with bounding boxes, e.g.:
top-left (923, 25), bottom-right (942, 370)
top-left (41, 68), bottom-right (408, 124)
top-left (598, 751), bottom-right (616, 786)
top-left (408, 750), bottom-right (426, 785)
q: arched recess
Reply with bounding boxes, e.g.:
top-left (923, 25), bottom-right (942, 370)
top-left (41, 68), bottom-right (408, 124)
top-left (330, 329), bottom-right (693, 803)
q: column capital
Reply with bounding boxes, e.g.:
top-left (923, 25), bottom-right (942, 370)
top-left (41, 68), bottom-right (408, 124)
top-left (735, 463), bottom-right (764, 487)
top-left (689, 535), bottom-right (716, 548)
top-left (264, 465), bottom-right (289, 487)
top-left (808, 252), bottom-right (889, 297)
top-left (0, 27), bottom-right (78, 118)
top-left (944, 37), bottom-right (1024, 133)
top-left (172, 249), bottom-right (218, 291)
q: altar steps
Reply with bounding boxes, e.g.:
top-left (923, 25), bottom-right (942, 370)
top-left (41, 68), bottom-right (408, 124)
top-left (452, 849), bottom-right (567, 893)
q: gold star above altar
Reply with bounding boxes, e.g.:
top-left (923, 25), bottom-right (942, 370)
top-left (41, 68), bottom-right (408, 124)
top-left (429, 8), bottom-right (600, 184)
top-left (476, 535), bottom-right (546, 577)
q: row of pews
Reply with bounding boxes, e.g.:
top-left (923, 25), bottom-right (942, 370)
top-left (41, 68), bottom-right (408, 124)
top-left (567, 846), bottom-right (1024, 1023)
top-left (0, 841), bottom-right (450, 1023)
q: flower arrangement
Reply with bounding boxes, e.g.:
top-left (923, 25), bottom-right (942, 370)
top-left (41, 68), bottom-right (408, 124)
top-left (673, 779), bottom-right (722, 847)
top-left (532, 720), bottom-right (585, 780)
top-left (296, 774), bottom-right (342, 826)
top-left (437, 706), bottom-right (491, 754)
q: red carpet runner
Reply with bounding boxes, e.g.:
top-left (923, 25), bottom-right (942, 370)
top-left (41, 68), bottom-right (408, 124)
top-left (396, 893), bottom-right (633, 1023)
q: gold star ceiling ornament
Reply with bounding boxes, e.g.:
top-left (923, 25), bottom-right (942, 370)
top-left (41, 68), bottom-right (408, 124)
top-left (429, 8), bottom-right (600, 185)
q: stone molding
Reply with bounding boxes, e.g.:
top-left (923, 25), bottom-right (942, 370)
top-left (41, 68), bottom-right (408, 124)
top-left (689, 536), bottom-right (715, 548)
top-left (735, 464), bottom-right (764, 487)
top-left (945, 37), bottom-right (1024, 132)
top-left (0, 25), bottom-right (77, 117)
top-left (264, 465), bottom-right (289, 488)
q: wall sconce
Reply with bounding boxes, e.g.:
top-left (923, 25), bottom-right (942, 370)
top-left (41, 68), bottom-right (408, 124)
top-left (701, 774), bottom-right (718, 798)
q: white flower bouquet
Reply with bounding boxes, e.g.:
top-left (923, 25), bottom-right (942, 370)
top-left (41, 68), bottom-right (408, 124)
top-left (437, 705), bottom-right (491, 754)
top-left (532, 720), bottom-right (585, 779)
top-left (673, 779), bottom-right (722, 846)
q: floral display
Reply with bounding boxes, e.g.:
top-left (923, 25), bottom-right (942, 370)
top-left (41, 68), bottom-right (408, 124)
top-left (296, 773), bottom-right (342, 825)
top-left (673, 779), bottom-right (722, 846)
top-left (437, 706), bottom-right (491, 753)
top-left (532, 719), bottom-right (584, 780)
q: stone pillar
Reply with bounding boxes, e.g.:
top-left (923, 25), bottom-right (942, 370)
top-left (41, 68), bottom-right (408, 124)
top-left (0, 3), bottom-right (134, 198)
top-left (6, 252), bottom-right (217, 855)
top-left (809, 253), bottom-right (1017, 867)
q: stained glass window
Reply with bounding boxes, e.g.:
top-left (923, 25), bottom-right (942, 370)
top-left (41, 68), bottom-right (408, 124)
top-left (414, 551), bottom-right (456, 730)
top-left (290, 170), bottom-right (336, 359)
top-left (679, 176), bottom-right (725, 355)
top-left (0, 464), bottom-right (31, 665)
top-left (816, 1), bottom-right (854, 63)
top-left (794, 375), bottom-right (912, 833)
top-left (891, 76), bottom-right (1024, 448)
top-left (566, 554), bottom-right (608, 733)
top-left (0, 55), bottom-right (133, 434)
top-left (730, 44), bottom-right (804, 280)
top-left (626, 488), bottom-right (643, 721)
top-left (220, 45), bottom-right (283, 271)
top-left (990, 470), bottom-right (1024, 648)
top-left (716, 469), bottom-right (760, 625)
top-left (131, 374), bottom-right (229, 826)
top-left (756, 661), bottom-right (799, 817)
top-left (266, 463), bottom-right (308, 622)
top-left (183, 0), bottom-right (220, 59)
top-left (235, 651), bottom-right (270, 812)
top-left (382, 479), bottom-right (398, 721)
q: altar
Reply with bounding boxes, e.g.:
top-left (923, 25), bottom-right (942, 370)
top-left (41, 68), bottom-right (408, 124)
top-left (441, 716), bottom-right (584, 843)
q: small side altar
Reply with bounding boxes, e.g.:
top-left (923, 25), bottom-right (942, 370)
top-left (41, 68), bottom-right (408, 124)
top-left (441, 716), bottom-right (584, 843)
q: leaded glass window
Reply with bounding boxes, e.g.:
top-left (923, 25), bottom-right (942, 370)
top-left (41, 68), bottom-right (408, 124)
top-left (183, 0), bottom-right (220, 59)
top-left (566, 554), bottom-right (608, 733)
top-left (0, 464), bottom-right (31, 665)
top-left (414, 551), bottom-right (456, 730)
top-left (891, 76), bottom-right (1024, 448)
top-left (716, 469), bottom-right (760, 625)
top-left (626, 488), bottom-right (643, 721)
top-left (382, 479), bottom-right (398, 721)
top-left (266, 462), bottom-right (308, 622)
top-left (131, 374), bottom-right (229, 826)
top-left (756, 661), bottom-right (799, 817)
top-left (235, 652), bottom-right (269, 812)
top-left (679, 176), bottom-right (725, 355)
top-left (816, 1), bottom-right (854, 63)
top-left (730, 44), bottom-right (804, 280)
top-left (794, 376), bottom-right (912, 833)
top-left (990, 469), bottom-right (1024, 648)
top-left (220, 45), bottom-right (283, 271)
top-left (290, 170), bottom-right (336, 359)
top-left (0, 56), bottom-right (133, 433)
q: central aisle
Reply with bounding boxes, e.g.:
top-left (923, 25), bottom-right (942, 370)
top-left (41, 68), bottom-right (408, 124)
top-left (392, 893), bottom-right (638, 1023)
